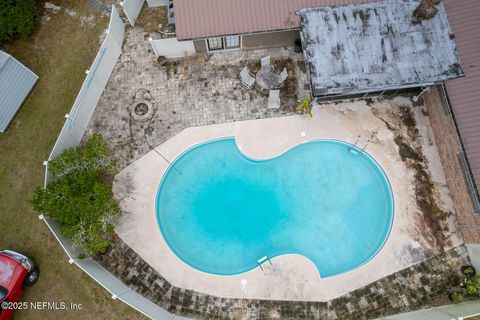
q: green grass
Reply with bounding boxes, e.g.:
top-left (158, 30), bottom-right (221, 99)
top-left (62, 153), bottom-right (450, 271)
top-left (0, 1), bottom-right (145, 319)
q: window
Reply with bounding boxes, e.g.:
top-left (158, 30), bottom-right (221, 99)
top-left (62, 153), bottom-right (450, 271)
top-left (225, 36), bottom-right (240, 49)
top-left (207, 37), bottom-right (223, 51)
top-left (207, 36), bottom-right (241, 51)
top-left (0, 286), bottom-right (8, 301)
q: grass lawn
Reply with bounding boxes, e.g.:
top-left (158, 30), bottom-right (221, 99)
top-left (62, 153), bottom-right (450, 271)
top-left (0, 1), bottom-right (144, 319)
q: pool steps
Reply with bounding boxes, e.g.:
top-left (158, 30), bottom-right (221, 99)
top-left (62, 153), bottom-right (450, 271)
top-left (348, 135), bottom-right (369, 154)
top-left (257, 256), bottom-right (273, 271)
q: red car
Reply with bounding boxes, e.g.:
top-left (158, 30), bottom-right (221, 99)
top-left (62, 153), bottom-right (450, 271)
top-left (0, 250), bottom-right (39, 320)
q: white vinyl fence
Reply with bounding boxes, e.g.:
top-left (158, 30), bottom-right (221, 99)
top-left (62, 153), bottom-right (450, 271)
top-left (378, 301), bottom-right (480, 320)
top-left (146, 0), bottom-right (168, 7)
top-left (45, 5), bottom-right (124, 186)
top-left (149, 38), bottom-right (196, 58)
top-left (41, 6), bottom-right (183, 320)
top-left (121, 0), bottom-right (144, 26)
top-left (39, 215), bottom-right (174, 320)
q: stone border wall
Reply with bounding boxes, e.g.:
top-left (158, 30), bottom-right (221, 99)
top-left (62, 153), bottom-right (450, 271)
top-left (96, 236), bottom-right (473, 320)
top-left (423, 86), bottom-right (480, 243)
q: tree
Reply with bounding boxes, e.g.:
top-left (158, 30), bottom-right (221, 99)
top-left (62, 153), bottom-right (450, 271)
top-left (0, 0), bottom-right (40, 44)
top-left (30, 134), bottom-right (120, 255)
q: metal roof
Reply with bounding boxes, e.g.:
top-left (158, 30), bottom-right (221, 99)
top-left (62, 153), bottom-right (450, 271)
top-left (173, 0), bottom-right (372, 40)
top-left (443, 0), bottom-right (480, 190)
top-left (299, 0), bottom-right (463, 97)
top-left (0, 52), bottom-right (9, 68)
top-left (0, 50), bottom-right (38, 133)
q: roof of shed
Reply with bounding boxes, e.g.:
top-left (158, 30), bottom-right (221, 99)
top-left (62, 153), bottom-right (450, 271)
top-left (444, 0), bottom-right (480, 190)
top-left (0, 50), bottom-right (38, 133)
top-left (173, 0), bottom-right (371, 40)
top-left (299, 0), bottom-right (463, 96)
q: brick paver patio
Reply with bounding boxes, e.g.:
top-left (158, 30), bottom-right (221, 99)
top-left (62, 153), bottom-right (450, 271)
top-left (86, 28), bottom-right (309, 167)
top-left (97, 239), bottom-right (473, 320)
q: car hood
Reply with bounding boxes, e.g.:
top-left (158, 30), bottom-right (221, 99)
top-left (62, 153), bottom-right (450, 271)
top-left (0, 254), bottom-right (22, 290)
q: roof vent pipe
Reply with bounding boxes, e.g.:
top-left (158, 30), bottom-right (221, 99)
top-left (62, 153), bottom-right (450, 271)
top-left (412, 86), bottom-right (431, 103)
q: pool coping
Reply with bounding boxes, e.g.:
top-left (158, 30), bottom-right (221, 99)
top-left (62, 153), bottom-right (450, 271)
top-left (114, 101), bottom-right (457, 302)
top-left (154, 137), bottom-right (395, 279)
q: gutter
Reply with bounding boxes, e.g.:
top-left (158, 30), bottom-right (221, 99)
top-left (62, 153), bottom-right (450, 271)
top-left (439, 83), bottom-right (480, 212)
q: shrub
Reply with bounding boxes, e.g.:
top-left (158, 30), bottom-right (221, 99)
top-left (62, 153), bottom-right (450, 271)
top-left (0, 0), bottom-right (40, 44)
top-left (450, 292), bottom-right (463, 303)
top-left (31, 134), bottom-right (120, 255)
top-left (461, 276), bottom-right (480, 297)
top-left (462, 265), bottom-right (476, 277)
top-left (295, 98), bottom-right (313, 117)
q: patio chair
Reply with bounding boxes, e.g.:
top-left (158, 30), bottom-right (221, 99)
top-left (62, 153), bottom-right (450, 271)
top-left (267, 90), bottom-right (280, 109)
top-left (279, 67), bottom-right (288, 84)
top-left (240, 66), bottom-right (255, 89)
top-left (261, 56), bottom-right (271, 70)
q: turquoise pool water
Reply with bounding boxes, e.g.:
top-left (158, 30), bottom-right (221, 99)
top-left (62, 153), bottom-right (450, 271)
top-left (156, 138), bottom-right (393, 277)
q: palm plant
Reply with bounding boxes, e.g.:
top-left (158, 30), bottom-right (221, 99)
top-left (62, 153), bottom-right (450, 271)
top-left (295, 98), bottom-right (313, 117)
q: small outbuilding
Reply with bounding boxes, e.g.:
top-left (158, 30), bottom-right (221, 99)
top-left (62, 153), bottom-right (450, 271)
top-left (0, 50), bottom-right (38, 133)
top-left (298, 0), bottom-right (464, 101)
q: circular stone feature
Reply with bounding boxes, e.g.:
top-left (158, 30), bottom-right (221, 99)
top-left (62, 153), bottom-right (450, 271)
top-left (130, 99), bottom-right (155, 122)
top-left (135, 103), bottom-right (149, 116)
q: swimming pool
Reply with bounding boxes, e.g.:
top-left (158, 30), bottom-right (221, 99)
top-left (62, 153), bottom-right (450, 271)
top-left (156, 138), bottom-right (394, 277)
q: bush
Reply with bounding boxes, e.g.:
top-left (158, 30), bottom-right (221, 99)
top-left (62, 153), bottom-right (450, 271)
top-left (31, 134), bottom-right (120, 255)
top-left (0, 0), bottom-right (40, 44)
top-left (295, 98), bottom-right (313, 118)
top-left (461, 276), bottom-right (480, 297)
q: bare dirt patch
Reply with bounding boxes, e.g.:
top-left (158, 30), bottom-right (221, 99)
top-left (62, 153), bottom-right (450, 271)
top-left (372, 101), bottom-right (456, 253)
top-left (135, 4), bottom-right (170, 35)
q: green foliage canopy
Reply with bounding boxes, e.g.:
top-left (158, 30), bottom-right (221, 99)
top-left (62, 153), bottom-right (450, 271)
top-left (31, 134), bottom-right (120, 255)
top-left (0, 0), bottom-right (40, 44)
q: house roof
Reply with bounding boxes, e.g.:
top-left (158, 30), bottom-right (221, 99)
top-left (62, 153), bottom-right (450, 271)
top-left (173, 0), bottom-right (371, 40)
top-left (299, 0), bottom-right (463, 97)
top-left (444, 0), bottom-right (480, 191)
top-left (0, 50), bottom-right (38, 133)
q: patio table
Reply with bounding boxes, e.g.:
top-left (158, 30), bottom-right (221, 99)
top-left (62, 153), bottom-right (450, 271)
top-left (255, 67), bottom-right (281, 90)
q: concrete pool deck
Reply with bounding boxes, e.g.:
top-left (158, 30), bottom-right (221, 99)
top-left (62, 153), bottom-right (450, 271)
top-left (113, 97), bottom-right (462, 302)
